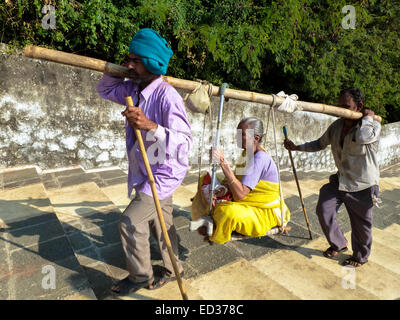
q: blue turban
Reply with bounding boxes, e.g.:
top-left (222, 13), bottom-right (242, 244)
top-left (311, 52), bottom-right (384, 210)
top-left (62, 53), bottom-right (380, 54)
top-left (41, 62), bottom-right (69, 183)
top-left (128, 28), bottom-right (173, 75)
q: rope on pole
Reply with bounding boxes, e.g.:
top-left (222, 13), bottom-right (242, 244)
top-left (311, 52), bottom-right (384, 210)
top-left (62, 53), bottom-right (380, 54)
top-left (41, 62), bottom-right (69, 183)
top-left (270, 95), bottom-right (286, 233)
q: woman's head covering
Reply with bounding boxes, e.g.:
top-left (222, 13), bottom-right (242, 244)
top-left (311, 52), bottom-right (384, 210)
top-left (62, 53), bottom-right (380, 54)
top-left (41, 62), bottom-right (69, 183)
top-left (128, 28), bottom-right (173, 75)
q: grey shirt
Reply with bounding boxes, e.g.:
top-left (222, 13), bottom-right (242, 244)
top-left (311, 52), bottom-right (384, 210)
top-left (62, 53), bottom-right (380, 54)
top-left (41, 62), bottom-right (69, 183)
top-left (298, 116), bottom-right (381, 192)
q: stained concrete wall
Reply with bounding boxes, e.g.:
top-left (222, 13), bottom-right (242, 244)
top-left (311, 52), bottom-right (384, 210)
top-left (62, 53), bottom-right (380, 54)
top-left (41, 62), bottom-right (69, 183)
top-left (1, 45), bottom-right (399, 173)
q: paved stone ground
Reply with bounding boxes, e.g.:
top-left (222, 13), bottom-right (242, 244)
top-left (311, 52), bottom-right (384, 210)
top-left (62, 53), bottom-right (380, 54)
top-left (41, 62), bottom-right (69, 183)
top-left (0, 168), bottom-right (96, 299)
top-left (0, 163), bottom-right (399, 300)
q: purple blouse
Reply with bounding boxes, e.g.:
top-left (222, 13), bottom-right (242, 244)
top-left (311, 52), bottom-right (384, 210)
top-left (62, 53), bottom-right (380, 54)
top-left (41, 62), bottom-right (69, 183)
top-left (241, 151), bottom-right (279, 189)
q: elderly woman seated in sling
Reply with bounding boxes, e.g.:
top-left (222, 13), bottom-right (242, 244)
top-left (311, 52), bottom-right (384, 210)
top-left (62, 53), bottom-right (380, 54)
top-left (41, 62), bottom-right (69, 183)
top-left (190, 117), bottom-right (291, 244)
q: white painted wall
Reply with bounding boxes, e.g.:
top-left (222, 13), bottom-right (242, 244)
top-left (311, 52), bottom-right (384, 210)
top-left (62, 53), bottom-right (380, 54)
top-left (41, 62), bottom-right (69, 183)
top-left (1, 46), bottom-right (399, 173)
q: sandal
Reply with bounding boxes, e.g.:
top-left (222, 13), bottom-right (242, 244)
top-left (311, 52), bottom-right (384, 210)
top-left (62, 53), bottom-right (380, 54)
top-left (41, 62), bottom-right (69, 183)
top-left (147, 272), bottom-right (185, 290)
top-left (342, 257), bottom-right (365, 268)
top-left (111, 276), bottom-right (154, 295)
top-left (323, 245), bottom-right (348, 258)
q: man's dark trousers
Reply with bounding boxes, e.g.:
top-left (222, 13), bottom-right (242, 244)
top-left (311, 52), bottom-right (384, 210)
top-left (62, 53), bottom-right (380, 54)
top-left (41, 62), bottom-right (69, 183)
top-left (316, 174), bottom-right (379, 264)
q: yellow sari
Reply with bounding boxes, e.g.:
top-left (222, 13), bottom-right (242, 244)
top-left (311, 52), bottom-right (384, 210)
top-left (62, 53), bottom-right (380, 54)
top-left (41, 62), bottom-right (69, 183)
top-left (191, 171), bottom-right (291, 244)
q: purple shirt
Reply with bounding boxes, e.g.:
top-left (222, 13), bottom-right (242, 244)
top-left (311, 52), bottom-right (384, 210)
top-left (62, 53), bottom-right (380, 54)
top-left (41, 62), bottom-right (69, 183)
top-left (241, 151), bottom-right (279, 189)
top-left (97, 74), bottom-right (192, 200)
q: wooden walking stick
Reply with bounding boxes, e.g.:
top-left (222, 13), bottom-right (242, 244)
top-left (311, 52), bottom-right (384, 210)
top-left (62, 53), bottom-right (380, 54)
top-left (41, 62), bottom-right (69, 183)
top-left (283, 126), bottom-right (313, 240)
top-left (124, 96), bottom-right (188, 300)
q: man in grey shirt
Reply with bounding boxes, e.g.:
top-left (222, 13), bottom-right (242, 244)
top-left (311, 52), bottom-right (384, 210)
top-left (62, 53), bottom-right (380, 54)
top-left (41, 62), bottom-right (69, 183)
top-left (284, 88), bottom-right (381, 267)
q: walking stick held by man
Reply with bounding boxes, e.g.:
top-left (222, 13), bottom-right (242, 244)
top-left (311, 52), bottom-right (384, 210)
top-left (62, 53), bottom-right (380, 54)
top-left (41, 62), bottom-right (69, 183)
top-left (283, 126), bottom-right (313, 240)
top-left (124, 96), bottom-right (189, 300)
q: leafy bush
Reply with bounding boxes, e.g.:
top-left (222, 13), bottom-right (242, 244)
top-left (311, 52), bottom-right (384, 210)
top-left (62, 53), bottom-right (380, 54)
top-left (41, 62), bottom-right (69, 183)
top-left (1, 0), bottom-right (399, 122)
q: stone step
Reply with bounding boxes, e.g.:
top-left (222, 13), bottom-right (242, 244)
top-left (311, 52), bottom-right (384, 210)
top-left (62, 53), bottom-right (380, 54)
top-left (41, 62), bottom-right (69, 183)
top-left (107, 258), bottom-right (299, 300)
top-left (186, 258), bottom-right (299, 300)
top-left (338, 227), bottom-right (400, 277)
top-left (26, 166), bottom-right (400, 301)
top-left (88, 170), bottom-right (194, 228)
top-left (45, 181), bottom-right (121, 224)
top-left (85, 168), bottom-right (131, 212)
top-left (41, 167), bottom-right (122, 224)
top-left (0, 167), bottom-right (41, 191)
top-left (81, 169), bottom-right (206, 298)
top-left (280, 177), bottom-right (329, 200)
top-left (172, 184), bottom-right (197, 210)
top-left (0, 169), bottom-right (54, 230)
top-left (372, 227), bottom-right (400, 253)
top-left (87, 168), bottom-right (198, 212)
top-left (40, 168), bottom-right (127, 299)
top-left (295, 230), bottom-right (400, 299)
top-left (91, 169), bottom-right (198, 221)
top-left (108, 279), bottom-right (203, 300)
top-left (380, 164), bottom-right (400, 179)
top-left (367, 241), bottom-right (400, 276)
top-left (40, 167), bottom-right (196, 300)
top-left (250, 245), bottom-right (378, 300)
top-left (0, 167), bottom-right (97, 300)
top-left (383, 224), bottom-right (400, 239)
top-left (379, 179), bottom-right (400, 192)
top-left (98, 183), bottom-right (132, 212)
top-left (109, 223), bottom-right (400, 301)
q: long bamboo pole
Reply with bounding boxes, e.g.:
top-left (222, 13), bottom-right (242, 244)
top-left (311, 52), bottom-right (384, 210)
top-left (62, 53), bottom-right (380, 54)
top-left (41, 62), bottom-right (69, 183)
top-left (125, 96), bottom-right (188, 301)
top-left (24, 45), bottom-right (382, 121)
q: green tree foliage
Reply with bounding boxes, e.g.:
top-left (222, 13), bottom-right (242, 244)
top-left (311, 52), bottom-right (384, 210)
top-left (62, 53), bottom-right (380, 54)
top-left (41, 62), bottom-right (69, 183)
top-left (1, 0), bottom-right (399, 122)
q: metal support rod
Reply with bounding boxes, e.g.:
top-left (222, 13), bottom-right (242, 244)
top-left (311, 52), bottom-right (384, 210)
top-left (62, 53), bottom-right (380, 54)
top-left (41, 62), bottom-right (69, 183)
top-left (208, 84), bottom-right (229, 223)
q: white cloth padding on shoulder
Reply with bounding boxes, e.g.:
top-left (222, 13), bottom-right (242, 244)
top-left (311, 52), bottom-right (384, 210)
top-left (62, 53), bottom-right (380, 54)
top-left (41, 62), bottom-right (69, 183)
top-left (276, 91), bottom-right (301, 113)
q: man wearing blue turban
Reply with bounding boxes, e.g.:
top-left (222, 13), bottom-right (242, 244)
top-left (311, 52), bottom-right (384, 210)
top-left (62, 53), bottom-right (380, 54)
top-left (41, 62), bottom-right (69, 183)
top-left (128, 28), bottom-right (173, 76)
top-left (97, 28), bottom-right (192, 295)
